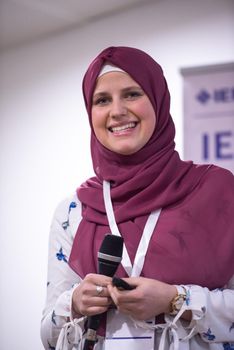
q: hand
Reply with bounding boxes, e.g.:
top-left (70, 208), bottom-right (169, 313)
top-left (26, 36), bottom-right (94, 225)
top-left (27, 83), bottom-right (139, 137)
top-left (107, 277), bottom-right (177, 320)
top-left (72, 273), bottom-right (112, 317)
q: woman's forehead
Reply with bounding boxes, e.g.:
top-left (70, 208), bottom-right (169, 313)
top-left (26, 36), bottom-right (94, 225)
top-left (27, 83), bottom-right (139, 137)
top-left (94, 71), bottom-right (140, 93)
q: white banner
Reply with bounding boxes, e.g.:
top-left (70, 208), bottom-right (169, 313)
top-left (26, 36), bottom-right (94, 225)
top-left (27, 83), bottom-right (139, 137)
top-left (181, 62), bottom-right (234, 174)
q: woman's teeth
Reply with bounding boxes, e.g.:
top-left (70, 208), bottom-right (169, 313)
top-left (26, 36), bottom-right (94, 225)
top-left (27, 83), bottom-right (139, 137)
top-left (110, 122), bottom-right (136, 132)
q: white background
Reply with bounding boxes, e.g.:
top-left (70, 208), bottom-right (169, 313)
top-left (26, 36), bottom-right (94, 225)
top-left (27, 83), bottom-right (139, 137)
top-left (0, 0), bottom-right (233, 349)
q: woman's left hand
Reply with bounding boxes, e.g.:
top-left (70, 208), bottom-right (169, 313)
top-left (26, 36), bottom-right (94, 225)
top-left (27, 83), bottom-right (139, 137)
top-left (107, 277), bottom-right (177, 320)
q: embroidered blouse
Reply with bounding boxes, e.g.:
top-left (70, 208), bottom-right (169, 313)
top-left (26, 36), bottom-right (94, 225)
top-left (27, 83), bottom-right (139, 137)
top-left (40, 195), bottom-right (234, 350)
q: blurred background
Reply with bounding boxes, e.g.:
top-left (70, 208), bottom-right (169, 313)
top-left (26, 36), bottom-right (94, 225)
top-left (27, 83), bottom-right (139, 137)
top-left (0, 0), bottom-right (233, 348)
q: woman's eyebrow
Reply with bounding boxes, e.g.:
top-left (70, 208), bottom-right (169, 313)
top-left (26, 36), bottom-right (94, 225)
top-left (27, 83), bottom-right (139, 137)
top-left (122, 86), bottom-right (143, 92)
top-left (92, 91), bottom-right (109, 100)
top-left (94, 86), bottom-right (142, 97)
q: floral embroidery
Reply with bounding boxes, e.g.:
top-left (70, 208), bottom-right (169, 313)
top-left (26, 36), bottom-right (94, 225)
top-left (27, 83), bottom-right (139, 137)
top-left (51, 310), bottom-right (56, 325)
top-left (61, 202), bottom-right (77, 230)
top-left (69, 201), bottom-right (77, 213)
top-left (62, 220), bottom-right (69, 230)
top-left (56, 247), bottom-right (68, 263)
top-left (202, 328), bottom-right (216, 341)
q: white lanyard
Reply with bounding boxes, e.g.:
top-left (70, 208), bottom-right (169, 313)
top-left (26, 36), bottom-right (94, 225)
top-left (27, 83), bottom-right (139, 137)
top-left (103, 180), bottom-right (161, 277)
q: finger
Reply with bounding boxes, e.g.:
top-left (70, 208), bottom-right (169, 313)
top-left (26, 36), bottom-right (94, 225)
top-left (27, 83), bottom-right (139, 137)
top-left (85, 273), bottom-right (112, 287)
top-left (93, 285), bottom-right (112, 298)
top-left (107, 285), bottom-right (132, 307)
top-left (90, 296), bottom-right (112, 307)
top-left (80, 305), bottom-right (110, 317)
top-left (108, 284), bottom-right (137, 303)
top-left (79, 296), bottom-right (112, 315)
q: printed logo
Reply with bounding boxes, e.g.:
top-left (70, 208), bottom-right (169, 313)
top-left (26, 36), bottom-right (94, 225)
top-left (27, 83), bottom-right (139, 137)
top-left (196, 87), bottom-right (234, 104)
top-left (196, 90), bottom-right (211, 104)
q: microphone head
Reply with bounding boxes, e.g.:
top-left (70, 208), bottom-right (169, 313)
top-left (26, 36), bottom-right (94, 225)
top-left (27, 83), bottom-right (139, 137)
top-left (98, 234), bottom-right (123, 258)
top-left (97, 234), bottom-right (123, 276)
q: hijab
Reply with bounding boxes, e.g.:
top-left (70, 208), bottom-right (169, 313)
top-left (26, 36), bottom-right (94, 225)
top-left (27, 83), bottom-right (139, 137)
top-left (69, 46), bottom-right (234, 289)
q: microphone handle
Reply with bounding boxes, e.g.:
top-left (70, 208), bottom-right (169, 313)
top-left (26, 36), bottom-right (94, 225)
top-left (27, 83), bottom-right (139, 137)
top-left (83, 314), bottom-right (101, 350)
top-left (83, 234), bottom-right (123, 350)
top-left (83, 339), bottom-right (96, 350)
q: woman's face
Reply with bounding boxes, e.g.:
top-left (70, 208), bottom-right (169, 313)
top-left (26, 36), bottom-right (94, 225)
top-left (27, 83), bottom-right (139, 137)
top-left (91, 72), bottom-right (156, 155)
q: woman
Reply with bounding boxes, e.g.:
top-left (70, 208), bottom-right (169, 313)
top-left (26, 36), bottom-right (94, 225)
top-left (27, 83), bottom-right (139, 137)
top-left (41, 46), bottom-right (234, 350)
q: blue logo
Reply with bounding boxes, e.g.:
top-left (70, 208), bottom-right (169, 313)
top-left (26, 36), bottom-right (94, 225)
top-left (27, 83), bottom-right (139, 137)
top-left (197, 90), bottom-right (211, 104)
top-left (196, 87), bottom-right (234, 104)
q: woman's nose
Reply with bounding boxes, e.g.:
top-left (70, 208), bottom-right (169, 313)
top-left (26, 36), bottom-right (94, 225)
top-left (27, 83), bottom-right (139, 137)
top-left (109, 99), bottom-right (127, 118)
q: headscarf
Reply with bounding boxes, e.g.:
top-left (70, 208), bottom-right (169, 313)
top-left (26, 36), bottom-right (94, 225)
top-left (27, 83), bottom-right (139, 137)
top-left (69, 46), bottom-right (234, 289)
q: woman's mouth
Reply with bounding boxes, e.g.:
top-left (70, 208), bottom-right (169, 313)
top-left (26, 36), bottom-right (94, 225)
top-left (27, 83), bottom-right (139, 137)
top-left (108, 122), bottom-right (138, 133)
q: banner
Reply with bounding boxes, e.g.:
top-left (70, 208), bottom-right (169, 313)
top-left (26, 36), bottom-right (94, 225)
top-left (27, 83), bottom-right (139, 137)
top-left (181, 62), bottom-right (234, 174)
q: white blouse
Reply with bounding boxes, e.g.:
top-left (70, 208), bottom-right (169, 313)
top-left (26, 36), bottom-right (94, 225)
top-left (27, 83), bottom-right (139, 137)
top-left (40, 195), bottom-right (234, 350)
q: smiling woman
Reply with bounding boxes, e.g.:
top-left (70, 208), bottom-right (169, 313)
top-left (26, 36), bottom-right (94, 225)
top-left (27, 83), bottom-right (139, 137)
top-left (91, 70), bottom-right (156, 155)
top-left (41, 46), bottom-right (234, 350)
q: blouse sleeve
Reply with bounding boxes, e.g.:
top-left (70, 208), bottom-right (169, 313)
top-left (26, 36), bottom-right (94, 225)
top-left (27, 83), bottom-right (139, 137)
top-left (40, 195), bottom-right (83, 349)
top-left (188, 276), bottom-right (234, 343)
top-left (163, 276), bottom-right (234, 347)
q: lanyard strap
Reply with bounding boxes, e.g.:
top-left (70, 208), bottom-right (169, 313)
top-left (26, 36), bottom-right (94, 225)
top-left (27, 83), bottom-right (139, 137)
top-left (103, 180), bottom-right (161, 277)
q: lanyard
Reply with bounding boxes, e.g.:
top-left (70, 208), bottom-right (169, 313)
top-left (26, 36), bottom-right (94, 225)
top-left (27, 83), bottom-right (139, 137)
top-left (103, 180), bottom-right (161, 277)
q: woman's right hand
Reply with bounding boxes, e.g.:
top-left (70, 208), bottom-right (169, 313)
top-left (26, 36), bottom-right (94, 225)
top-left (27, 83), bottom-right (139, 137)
top-left (72, 273), bottom-right (113, 318)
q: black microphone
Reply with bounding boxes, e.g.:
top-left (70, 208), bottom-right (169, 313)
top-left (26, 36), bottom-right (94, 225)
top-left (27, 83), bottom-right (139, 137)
top-left (83, 234), bottom-right (123, 350)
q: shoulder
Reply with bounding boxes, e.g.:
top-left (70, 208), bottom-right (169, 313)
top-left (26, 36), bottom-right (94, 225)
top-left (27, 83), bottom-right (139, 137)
top-left (179, 164), bottom-right (234, 208)
top-left (189, 164), bottom-right (234, 209)
top-left (50, 193), bottom-right (82, 239)
top-left (200, 165), bottom-right (234, 191)
top-left (52, 193), bottom-right (82, 225)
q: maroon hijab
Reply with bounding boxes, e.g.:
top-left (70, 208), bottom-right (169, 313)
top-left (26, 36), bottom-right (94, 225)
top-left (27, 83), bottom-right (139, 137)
top-left (69, 46), bottom-right (234, 289)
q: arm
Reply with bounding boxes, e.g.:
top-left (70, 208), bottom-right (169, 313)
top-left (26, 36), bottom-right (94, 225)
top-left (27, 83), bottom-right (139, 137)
top-left (40, 196), bottom-right (83, 349)
top-left (107, 276), bottom-right (177, 320)
top-left (108, 275), bottom-right (234, 343)
top-left (40, 196), bottom-right (113, 349)
top-left (186, 277), bottom-right (234, 343)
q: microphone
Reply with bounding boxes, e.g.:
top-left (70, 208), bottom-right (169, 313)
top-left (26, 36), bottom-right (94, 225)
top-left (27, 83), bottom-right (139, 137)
top-left (98, 234), bottom-right (123, 276)
top-left (83, 234), bottom-right (123, 350)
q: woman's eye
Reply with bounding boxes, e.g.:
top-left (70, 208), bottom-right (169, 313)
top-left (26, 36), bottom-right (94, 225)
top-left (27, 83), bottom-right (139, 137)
top-left (93, 97), bottom-right (110, 105)
top-left (125, 91), bottom-right (143, 99)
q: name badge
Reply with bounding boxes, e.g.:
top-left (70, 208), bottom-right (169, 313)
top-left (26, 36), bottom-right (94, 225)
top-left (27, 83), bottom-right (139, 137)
top-left (105, 309), bottom-right (155, 350)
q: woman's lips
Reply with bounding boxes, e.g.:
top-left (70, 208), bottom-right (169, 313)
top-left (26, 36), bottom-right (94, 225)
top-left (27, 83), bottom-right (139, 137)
top-left (108, 122), bottom-right (138, 133)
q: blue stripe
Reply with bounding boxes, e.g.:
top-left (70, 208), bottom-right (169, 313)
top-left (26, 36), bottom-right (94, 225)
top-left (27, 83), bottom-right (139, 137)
top-left (106, 336), bottom-right (152, 340)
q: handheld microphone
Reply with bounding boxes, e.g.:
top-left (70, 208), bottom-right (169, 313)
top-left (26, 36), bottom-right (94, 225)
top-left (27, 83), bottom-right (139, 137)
top-left (83, 234), bottom-right (123, 350)
top-left (97, 234), bottom-right (123, 276)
